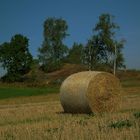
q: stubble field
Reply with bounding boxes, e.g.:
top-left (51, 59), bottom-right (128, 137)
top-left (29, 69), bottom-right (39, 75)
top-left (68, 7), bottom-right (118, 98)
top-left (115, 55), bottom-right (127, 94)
top-left (0, 78), bottom-right (140, 140)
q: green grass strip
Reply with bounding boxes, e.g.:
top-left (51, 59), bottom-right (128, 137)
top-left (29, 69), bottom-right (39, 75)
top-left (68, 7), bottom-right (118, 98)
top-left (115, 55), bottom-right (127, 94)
top-left (0, 87), bottom-right (59, 99)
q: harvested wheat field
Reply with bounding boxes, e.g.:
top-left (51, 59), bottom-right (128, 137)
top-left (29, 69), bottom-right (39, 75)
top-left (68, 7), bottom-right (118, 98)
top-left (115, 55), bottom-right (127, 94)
top-left (0, 85), bottom-right (140, 140)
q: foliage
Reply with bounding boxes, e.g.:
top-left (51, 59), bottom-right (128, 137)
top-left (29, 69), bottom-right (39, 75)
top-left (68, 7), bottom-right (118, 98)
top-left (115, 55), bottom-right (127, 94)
top-left (0, 34), bottom-right (33, 82)
top-left (133, 112), bottom-right (140, 119)
top-left (115, 40), bottom-right (126, 69)
top-left (94, 13), bottom-right (119, 53)
top-left (94, 13), bottom-right (125, 69)
top-left (83, 35), bottom-right (105, 70)
top-left (84, 13), bottom-right (125, 71)
top-left (66, 43), bottom-right (84, 64)
top-left (38, 17), bottom-right (69, 72)
top-left (49, 78), bottom-right (65, 85)
top-left (108, 119), bottom-right (132, 129)
top-left (24, 59), bottom-right (42, 82)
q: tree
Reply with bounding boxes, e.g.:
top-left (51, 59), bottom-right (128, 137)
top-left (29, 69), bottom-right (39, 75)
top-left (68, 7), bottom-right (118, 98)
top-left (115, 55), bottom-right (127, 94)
top-left (83, 35), bottom-right (105, 70)
top-left (94, 13), bottom-right (119, 55)
top-left (0, 34), bottom-right (33, 82)
top-left (115, 40), bottom-right (126, 69)
top-left (38, 17), bottom-right (68, 72)
top-left (67, 43), bottom-right (84, 64)
top-left (83, 13), bottom-right (125, 72)
top-left (93, 13), bottom-right (125, 71)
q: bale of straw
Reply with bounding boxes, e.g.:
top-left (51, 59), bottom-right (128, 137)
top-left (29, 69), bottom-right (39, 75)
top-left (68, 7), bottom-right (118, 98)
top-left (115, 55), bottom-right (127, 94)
top-left (60, 71), bottom-right (121, 113)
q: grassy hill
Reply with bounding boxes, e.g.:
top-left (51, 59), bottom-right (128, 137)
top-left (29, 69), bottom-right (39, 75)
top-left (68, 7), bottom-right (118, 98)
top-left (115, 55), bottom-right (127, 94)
top-left (46, 64), bottom-right (140, 87)
top-left (1, 63), bottom-right (140, 87)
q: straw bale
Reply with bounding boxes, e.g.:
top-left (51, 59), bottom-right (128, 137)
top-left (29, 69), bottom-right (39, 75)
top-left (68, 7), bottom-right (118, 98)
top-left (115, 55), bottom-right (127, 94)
top-left (60, 71), bottom-right (121, 113)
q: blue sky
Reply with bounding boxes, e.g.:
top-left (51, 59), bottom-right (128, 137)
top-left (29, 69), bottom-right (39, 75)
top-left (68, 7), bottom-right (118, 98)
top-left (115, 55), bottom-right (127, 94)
top-left (0, 0), bottom-right (140, 76)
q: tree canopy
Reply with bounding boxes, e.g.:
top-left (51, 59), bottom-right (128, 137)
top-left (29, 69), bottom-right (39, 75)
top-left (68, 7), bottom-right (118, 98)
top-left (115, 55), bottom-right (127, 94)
top-left (84, 13), bottom-right (125, 72)
top-left (38, 17), bottom-right (68, 72)
top-left (0, 34), bottom-right (33, 82)
top-left (66, 43), bottom-right (84, 64)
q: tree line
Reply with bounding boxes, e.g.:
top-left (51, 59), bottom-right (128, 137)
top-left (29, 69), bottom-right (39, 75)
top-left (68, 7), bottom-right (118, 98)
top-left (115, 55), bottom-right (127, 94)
top-left (0, 13), bottom-right (125, 82)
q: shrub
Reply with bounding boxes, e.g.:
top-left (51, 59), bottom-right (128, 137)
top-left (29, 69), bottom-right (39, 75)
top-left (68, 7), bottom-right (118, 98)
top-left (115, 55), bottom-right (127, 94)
top-left (108, 119), bottom-right (132, 129)
top-left (133, 112), bottom-right (140, 119)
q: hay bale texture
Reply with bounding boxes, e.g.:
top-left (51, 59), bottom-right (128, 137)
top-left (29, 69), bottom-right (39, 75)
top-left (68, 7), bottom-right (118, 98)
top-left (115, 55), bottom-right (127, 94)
top-left (60, 71), bottom-right (121, 113)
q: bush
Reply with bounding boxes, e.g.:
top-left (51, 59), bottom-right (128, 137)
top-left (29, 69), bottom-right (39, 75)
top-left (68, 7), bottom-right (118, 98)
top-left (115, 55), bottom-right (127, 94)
top-left (1, 73), bottom-right (24, 82)
top-left (108, 119), bottom-right (132, 129)
top-left (133, 112), bottom-right (140, 119)
top-left (40, 61), bottom-right (63, 73)
top-left (49, 78), bottom-right (65, 86)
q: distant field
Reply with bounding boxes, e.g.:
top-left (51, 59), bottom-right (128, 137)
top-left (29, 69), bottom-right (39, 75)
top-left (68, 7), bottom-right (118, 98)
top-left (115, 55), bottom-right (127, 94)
top-left (0, 87), bottom-right (59, 100)
top-left (121, 78), bottom-right (140, 87)
top-left (0, 77), bottom-right (139, 100)
top-left (1, 77), bottom-right (138, 100)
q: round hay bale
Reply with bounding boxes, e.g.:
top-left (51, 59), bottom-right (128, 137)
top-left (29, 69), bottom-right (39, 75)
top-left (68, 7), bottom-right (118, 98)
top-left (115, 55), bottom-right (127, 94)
top-left (60, 71), bottom-right (121, 113)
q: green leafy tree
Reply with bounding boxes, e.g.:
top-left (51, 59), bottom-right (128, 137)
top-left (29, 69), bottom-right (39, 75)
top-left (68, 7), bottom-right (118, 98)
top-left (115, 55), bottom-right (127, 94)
top-left (83, 13), bottom-right (125, 71)
top-left (67, 43), bottom-right (84, 64)
top-left (94, 14), bottom-right (125, 70)
top-left (94, 13), bottom-right (119, 57)
top-left (115, 40), bottom-right (126, 69)
top-left (0, 34), bottom-right (33, 82)
top-left (38, 17), bottom-right (68, 72)
top-left (83, 35), bottom-right (105, 70)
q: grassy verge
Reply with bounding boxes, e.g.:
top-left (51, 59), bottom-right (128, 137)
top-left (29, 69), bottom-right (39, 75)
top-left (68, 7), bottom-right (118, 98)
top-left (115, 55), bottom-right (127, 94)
top-left (121, 79), bottom-right (140, 87)
top-left (0, 87), bottom-right (59, 100)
